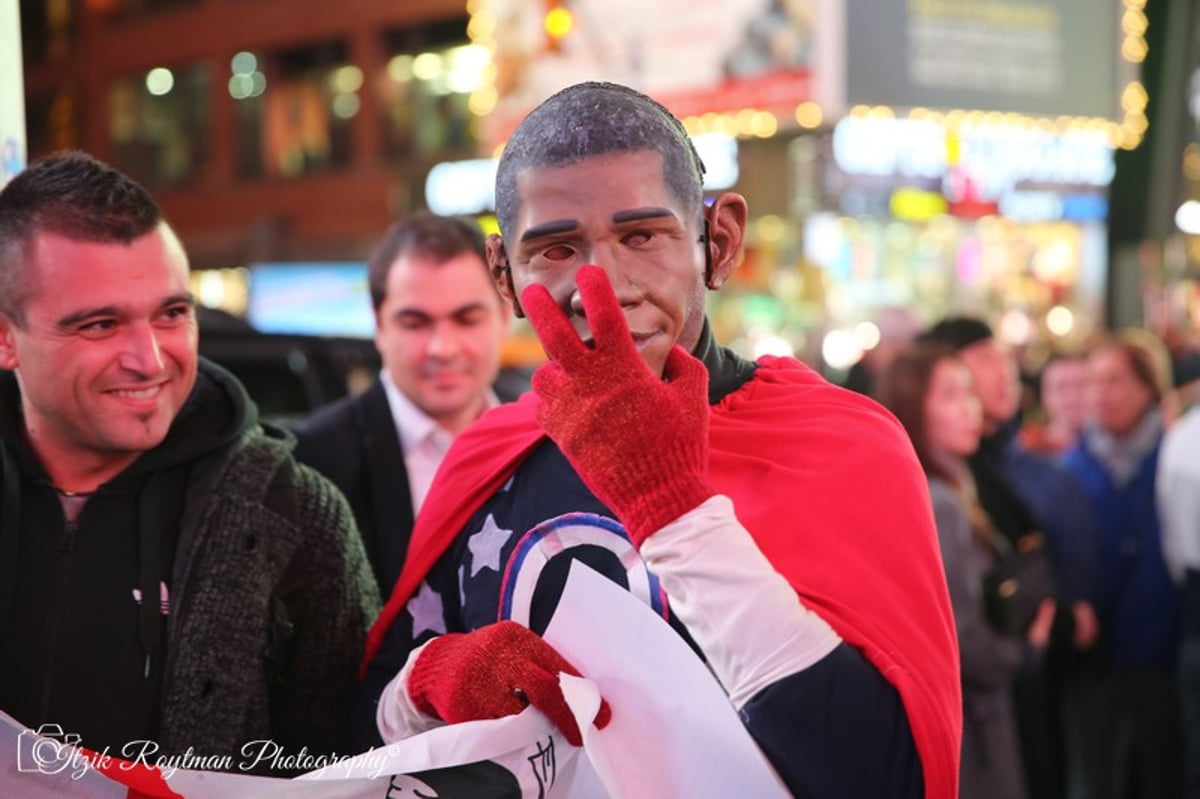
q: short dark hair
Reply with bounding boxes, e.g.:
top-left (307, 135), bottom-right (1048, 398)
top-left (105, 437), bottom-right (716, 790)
top-left (0, 151), bottom-right (163, 325)
top-left (493, 81), bottom-right (706, 240)
top-left (367, 213), bottom-right (490, 310)
top-left (920, 316), bottom-right (994, 352)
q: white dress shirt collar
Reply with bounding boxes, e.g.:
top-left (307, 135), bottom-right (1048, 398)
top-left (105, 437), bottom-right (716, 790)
top-left (379, 369), bottom-right (498, 514)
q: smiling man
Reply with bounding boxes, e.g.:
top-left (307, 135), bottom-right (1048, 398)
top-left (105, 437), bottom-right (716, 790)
top-left (358, 82), bottom-right (961, 798)
top-left (293, 214), bottom-right (511, 595)
top-left (0, 151), bottom-right (379, 770)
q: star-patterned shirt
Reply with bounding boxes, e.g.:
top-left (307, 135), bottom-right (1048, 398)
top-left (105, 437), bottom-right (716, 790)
top-left (355, 334), bottom-right (926, 798)
top-left (384, 442), bottom-right (693, 648)
top-left (355, 440), bottom-right (920, 799)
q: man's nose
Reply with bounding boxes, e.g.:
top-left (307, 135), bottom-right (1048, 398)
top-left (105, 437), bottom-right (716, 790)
top-left (426, 323), bottom-right (462, 358)
top-left (119, 322), bottom-right (166, 375)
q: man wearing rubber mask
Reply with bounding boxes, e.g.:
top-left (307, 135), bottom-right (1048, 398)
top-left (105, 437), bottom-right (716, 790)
top-left (357, 81), bottom-right (961, 799)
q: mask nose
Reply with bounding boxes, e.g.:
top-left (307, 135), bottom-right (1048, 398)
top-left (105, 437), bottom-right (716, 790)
top-left (568, 259), bottom-right (637, 317)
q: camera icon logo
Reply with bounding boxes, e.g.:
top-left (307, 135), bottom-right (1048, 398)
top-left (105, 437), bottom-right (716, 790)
top-left (16, 723), bottom-right (84, 776)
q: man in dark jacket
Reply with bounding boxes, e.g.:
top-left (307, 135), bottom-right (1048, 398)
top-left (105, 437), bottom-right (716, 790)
top-left (0, 152), bottom-right (380, 772)
top-left (292, 214), bottom-right (511, 595)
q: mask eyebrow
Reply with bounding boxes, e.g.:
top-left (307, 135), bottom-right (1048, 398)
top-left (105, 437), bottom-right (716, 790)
top-left (612, 207), bottom-right (676, 224)
top-left (520, 219), bottom-right (578, 242)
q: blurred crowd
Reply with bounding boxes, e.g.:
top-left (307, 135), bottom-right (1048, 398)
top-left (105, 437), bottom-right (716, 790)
top-left (857, 313), bottom-right (1200, 799)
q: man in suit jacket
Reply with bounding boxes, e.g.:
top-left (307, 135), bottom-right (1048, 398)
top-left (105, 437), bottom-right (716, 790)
top-left (293, 214), bottom-right (511, 595)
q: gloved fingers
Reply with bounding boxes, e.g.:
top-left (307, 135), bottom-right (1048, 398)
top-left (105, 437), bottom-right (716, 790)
top-left (594, 696), bottom-right (613, 731)
top-left (530, 359), bottom-right (568, 401)
top-left (453, 684), bottom-right (528, 724)
top-left (521, 281), bottom-right (589, 367)
top-left (575, 265), bottom-right (641, 362)
top-left (661, 344), bottom-right (708, 392)
top-left (520, 668), bottom-right (587, 747)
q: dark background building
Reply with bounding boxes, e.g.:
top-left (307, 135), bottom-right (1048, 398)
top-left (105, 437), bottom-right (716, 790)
top-left (21, 0), bottom-right (481, 269)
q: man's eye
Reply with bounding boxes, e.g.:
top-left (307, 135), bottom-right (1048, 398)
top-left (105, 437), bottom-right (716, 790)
top-left (456, 310), bottom-right (486, 327)
top-left (79, 320), bottom-right (116, 333)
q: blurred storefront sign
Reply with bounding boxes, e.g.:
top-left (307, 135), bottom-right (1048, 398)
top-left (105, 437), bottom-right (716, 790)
top-left (828, 115), bottom-right (1115, 223)
top-left (783, 121), bottom-right (1112, 366)
top-left (0, 0), bottom-right (26, 189)
top-left (842, 0), bottom-right (1133, 120)
top-left (831, 116), bottom-right (1115, 190)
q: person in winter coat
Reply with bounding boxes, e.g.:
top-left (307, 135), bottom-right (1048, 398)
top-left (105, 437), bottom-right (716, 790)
top-left (0, 151), bottom-right (380, 773)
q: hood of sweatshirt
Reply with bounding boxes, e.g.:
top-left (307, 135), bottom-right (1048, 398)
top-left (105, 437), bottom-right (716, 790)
top-left (0, 357), bottom-right (259, 681)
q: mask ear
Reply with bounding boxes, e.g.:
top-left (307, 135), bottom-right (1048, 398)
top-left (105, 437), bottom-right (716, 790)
top-left (486, 234), bottom-right (524, 318)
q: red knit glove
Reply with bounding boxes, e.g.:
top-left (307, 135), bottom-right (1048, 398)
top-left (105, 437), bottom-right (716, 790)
top-left (407, 621), bottom-right (611, 746)
top-left (521, 265), bottom-right (715, 546)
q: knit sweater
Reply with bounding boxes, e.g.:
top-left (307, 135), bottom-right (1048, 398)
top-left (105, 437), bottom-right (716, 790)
top-left (157, 423), bottom-right (381, 765)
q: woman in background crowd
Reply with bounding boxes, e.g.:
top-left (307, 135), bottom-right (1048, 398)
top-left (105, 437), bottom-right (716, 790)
top-left (1059, 330), bottom-right (1183, 799)
top-left (879, 342), bottom-right (1055, 799)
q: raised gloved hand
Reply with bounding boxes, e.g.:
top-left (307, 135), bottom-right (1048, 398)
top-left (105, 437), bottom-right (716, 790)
top-left (407, 620), bottom-right (610, 746)
top-left (521, 265), bottom-right (714, 546)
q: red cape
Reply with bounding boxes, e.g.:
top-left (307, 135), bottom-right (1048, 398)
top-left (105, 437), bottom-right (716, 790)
top-left (364, 357), bottom-right (961, 798)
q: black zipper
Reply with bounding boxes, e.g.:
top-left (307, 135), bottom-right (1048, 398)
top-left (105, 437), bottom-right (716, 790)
top-left (37, 514), bottom-right (78, 721)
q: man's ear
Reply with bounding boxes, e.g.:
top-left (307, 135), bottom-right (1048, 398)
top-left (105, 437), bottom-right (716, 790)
top-left (0, 314), bottom-right (18, 371)
top-left (486, 234), bottom-right (524, 318)
top-left (703, 193), bottom-right (748, 290)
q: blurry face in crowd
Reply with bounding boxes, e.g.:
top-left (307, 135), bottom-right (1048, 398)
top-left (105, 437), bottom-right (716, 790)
top-left (1087, 346), bottom-right (1156, 437)
top-left (492, 150), bottom-right (743, 378)
top-left (374, 252), bottom-right (509, 435)
top-left (958, 337), bottom-right (1021, 430)
top-left (924, 357), bottom-right (984, 458)
top-left (1040, 357), bottom-right (1089, 437)
top-left (0, 225), bottom-right (198, 484)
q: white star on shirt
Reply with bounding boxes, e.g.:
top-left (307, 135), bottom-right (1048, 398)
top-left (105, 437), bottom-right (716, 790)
top-left (467, 513), bottom-right (512, 577)
top-left (406, 582), bottom-right (446, 638)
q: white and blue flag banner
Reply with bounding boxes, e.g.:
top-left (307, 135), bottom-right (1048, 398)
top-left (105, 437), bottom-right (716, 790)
top-left (1, 562), bottom-right (786, 798)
